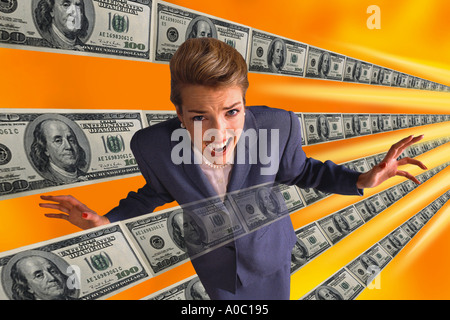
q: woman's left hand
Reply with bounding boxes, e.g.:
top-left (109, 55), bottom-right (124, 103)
top-left (356, 135), bottom-right (428, 189)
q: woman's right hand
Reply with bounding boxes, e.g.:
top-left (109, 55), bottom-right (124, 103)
top-left (39, 195), bottom-right (110, 230)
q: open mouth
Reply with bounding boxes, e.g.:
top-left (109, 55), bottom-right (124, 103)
top-left (205, 137), bottom-right (234, 157)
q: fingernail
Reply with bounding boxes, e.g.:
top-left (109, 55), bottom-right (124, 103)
top-left (380, 162), bottom-right (387, 169)
top-left (82, 213), bottom-right (88, 219)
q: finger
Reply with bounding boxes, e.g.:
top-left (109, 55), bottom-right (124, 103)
top-left (39, 203), bottom-right (70, 214)
top-left (40, 195), bottom-right (78, 206)
top-left (396, 170), bottom-right (420, 184)
top-left (44, 213), bottom-right (69, 220)
top-left (397, 135), bottom-right (424, 157)
top-left (385, 135), bottom-right (414, 160)
top-left (395, 135), bottom-right (423, 158)
top-left (397, 157), bottom-right (428, 170)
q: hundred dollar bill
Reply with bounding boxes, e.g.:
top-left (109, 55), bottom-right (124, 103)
top-left (407, 114), bottom-right (414, 127)
top-left (401, 74), bottom-right (413, 88)
top-left (277, 184), bottom-right (305, 212)
top-left (342, 158), bottom-right (370, 173)
top-left (379, 114), bottom-right (393, 132)
top-left (390, 114), bottom-right (400, 130)
top-left (420, 80), bottom-right (429, 90)
top-left (122, 207), bottom-right (190, 276)
top-left (412, 114), bottom-right (422, 127)
top-left (297, 187), bottom-right (326, 205)
top-left (317, 206), bottom-right (364, 245)
top-left (0, 0), bottom-right (153, 60)
top-left (378, 227), bottom-right (411, 258)
top-left (304, 46), bottom-right (345, 81)
top-left (342, 114), bottom-right (368, 138)
top-left (403, 214), bottom-right (425, 235)
top-left (290, 222), bottom-right (331, 273)
top-left (379, 185), bottom-right (403, 207)
top-left (301, 268), bottom-right (364, 300)
top-left (365, 153), bottom-right (384, 169)
top-left (398, 114), bottom-right (410, 129)
top-left (181, 195), bottom-right (247, 258)
top-left (421, 204), bottom-right (437, 219)
top-left (412, 77), bottom-right (423, 90)
top-left (370, 65), bottom-right (382, 85)
top-left (0, 109), bottom-right (143, 200)
top-left (369, 114), bottom-right (383, 134)
top-left (343, 58), bottom-right (372, 84)
top-left (427, 81), bottom-right (436, 91)
top-left (346, 244), bottom-right (391, 286)
top-left (390, 71), bottom-right (401, 87)
top-left (354, 195), bottom-right (386, 222)
top-left (303, 113), bottom-right (344, 144)
top-left (144, 275), bottom-right (209, 300)
top-left (249, 29), bottom-right (307, 77)
top-left (294, 113), bottom-right (307, 146)
top-left (426, 114), bottom-right (436, 125)
top-left (142, 110), bottom-right (177, 127)
top-left (415, 211), bottom-right (428, 226)
top-left (345, 113), bottom-right (372, 138)
top-left (398, 180), bottom-right (416, 195)
top-left (401, 220), bottom-right (419, 238)
top-left (398, 73), bottom-right (410, 88)
top-left (153, 0), bottom-right (250, 63)
top-left (0, 223), bottom-right (150, 300)
top-left (228, 183), bottom-right (296, 233)
top-left (379, 68), bottom-right (394, 86)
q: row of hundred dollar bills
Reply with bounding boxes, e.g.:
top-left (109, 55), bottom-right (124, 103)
top-left (141, 161), bottom-right (450, 300)
top-left (1, 157), bottom-right (447, 300)
top-left (300, 190), bottom-right (450, 300)
top-left (1, 108), bottom-right (448, 200)
top-left (0, 0), bottom-right (448, 92)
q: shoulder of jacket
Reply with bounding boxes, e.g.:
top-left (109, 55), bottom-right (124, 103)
top-left (132, 116), bottom-right (179, 152)
top-left (247, 105), bottom-right (294, 128)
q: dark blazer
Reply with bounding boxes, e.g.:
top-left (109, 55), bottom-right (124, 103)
top-left (105, 105), bottom-right (363, 294)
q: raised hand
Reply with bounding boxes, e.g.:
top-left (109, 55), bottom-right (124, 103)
top-left (356, 135), bottom-right (428, 189)
top-left (39, 195), bottom-right (110, 230)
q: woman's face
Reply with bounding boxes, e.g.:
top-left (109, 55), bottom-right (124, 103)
top-left (177, 85), bottom-right (246, 165)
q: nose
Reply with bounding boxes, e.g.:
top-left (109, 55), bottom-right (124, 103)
top-left (207, 117), bottom-right (228, 142)
top-left (67, 4), bottom-right (77, 14)
top-left (61, 138), bottom-right (74, 150)
top-left (43, 270), bottom-right (58, 282)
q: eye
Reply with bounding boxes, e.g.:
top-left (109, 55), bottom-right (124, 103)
top-left (226, 109), bottom-right (240, 117)
top-left (53, 137), bottom-right (63, 145)
top-left (68, 136), bottom-right (76, 144)
top-left (192, 115), bottom-right (205, 121)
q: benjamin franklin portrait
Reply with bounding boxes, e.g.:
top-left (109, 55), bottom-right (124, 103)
top-left (2, 250), bottom-right (79, 300)
top-left (33, 0), bottom-right (95, 50)
top-left (26, 114), bottom-right (90, 185)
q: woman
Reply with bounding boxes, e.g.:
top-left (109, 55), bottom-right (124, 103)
top-left (39, 37), bottom-right (426, 299)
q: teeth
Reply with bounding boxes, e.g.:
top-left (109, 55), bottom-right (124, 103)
top-left (206, 138), bottom-right (231, 151)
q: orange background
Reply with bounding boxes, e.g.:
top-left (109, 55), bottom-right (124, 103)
top-left (0, 0), bottom-right (449, 300)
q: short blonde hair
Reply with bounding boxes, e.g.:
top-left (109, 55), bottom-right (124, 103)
top-left (169, 38), bottom-right (249, 111)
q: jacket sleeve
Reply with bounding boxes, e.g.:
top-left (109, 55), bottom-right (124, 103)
top-left (104, 129), bottom-right (175, 223)
top-left (276, 111), bottom-right (364, 196)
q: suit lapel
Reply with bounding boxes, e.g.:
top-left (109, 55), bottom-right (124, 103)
top-left (183, 147), bottom-right (218, 200)
top-left (227, 110), bottom-right (258, 193)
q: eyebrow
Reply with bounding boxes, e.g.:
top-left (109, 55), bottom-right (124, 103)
top-left (186, 101), bottom-right (242, 114)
